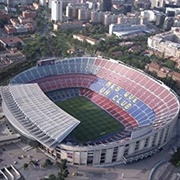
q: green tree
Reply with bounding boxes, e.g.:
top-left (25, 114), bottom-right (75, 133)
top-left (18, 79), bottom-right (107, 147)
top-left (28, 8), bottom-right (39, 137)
top-left (14, 42), bottom-right (23, 50)
top-left (57, 159), bottom-right (69, 179)
top-left (165, 60), bottom-right (177, 69)
top-left (170, 147), bottom-right (180, 166)
top-left (44, 159), bottom-right (53, 167)
top-left (48, 174), bottom-right (57, 180)
top-left (0, 18), bottom-right (8, 28)
top-left (23, 163), bottom-right (28, 169)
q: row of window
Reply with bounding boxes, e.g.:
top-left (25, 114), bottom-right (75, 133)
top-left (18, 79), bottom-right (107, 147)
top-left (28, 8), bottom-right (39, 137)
top-left (91, 126), bottom-right (170, 165)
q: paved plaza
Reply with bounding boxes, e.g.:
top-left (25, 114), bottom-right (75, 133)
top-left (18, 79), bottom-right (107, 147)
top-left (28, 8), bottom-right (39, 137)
top-left (0, 143), bottom-right (59, 180)
top-left (0, 112), bottom-right (180, 180)
top-left (0, 139), bottom-right (178, 180)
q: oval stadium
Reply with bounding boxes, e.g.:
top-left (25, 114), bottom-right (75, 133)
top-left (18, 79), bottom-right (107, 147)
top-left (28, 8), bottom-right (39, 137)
top-left (0, 57), bottom-right (179, 166)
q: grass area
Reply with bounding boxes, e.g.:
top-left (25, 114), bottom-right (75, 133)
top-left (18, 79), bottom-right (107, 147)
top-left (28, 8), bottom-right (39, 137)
top-left (56, 96), bottom-right (124, 143)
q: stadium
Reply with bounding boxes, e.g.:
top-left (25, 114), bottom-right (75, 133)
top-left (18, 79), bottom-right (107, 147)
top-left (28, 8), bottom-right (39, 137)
top-left (0, 57), bottom-right (179, 166)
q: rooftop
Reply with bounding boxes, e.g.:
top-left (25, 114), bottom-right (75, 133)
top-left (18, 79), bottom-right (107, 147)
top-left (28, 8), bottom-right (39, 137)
top-left (0, 36), bottom-right (24, 46)
top-left (0, 84), bottom-right (80, 148)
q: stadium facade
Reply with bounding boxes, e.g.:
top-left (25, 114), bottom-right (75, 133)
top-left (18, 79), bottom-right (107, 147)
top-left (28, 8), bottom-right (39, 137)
top-left (0, 57), bottom-right (179, 166)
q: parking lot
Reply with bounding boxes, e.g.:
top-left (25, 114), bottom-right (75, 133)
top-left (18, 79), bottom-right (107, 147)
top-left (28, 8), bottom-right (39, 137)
top-left (0, 142), bottom-right (59, 180)
top-left (0, 140), bottom-right (179, 180)
top-left (0, 141), bottom-right (152, 180)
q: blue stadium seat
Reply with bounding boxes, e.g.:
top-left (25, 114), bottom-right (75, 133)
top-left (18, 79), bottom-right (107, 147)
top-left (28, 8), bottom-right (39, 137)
top-left (75, 58), bottom-right (82, 64)
top-left (69, 62), bottom-right (76, 73)
top-left (31, 68), bottom-right (41, 79)
top-left (46, 88), bottom-right (81, 102)
top-left (41, 65), bottom-right (54, 76)
top-left (88, 77), bottom-right (155, 127)
top-left (55, 64), bottom-right (64, 74)
top-left (62, 63), bottom-right (69, 74)
top-left (37, 67), bottom-right (47, 77)
top-left (13, 58), bottom-right (156, 128)
top-left (20, 73), bottom-right (29, 83)
top-left (88, 57), bottom-right (95, 66)
top-left (25, 71), bottom-right (35, 81)
top-left (49, 65), bottom-right (58, 75)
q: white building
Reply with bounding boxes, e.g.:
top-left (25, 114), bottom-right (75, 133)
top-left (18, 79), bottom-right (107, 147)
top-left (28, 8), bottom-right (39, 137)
top-left (86, 0), bottom-right (97, 9)
top-left (151, 0), bottom-right (165, 8)
top-left (151, 0), bottom-right (180, 8)
top-left (65, 3), bottom-right (88, 19)
top-left (109, 23), bottom-right (147, 37)
top-left (51, 0), bottom-right (63, 22)
top-left (15, 24), bottom-right (28, 33)
top-left (1, 57), bottom-right (179, 166)
top-left (165, 0), bottom-right (180, 6)
top-left (66, 4), bottom-right (78, 19)
top-left (141, 10), bottom-right (165, 22)
top-left (78, 8), bottom-right (91, 21)
top-left (117, 14), bottom-right (141, 25)
top-left (148, 28), bottom-right (180, 58)
top-left (104, 13), bottom-right (118, 26)
top-left (39, 0), bottom-right (46, 6)
top-left (5, 0), bottom-right (33, 6)
top-left (48, 0), bottom-right (52, 8)
top-left (166, 7), bottom-right (180, 16)
top-left (53, 21), bottom-right (83, 30)
top-left (90, 11), bottom-right (104, 24)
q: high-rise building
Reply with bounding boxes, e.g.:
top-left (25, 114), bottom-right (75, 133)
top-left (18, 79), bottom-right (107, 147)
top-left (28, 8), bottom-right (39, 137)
top-left (48, 0), bottom-right (52, 8)
top-left (78, 8), bottom-right (91, 21)
top-left (163, 17), bottom-right (174, 31)
top-left (151, 0), bottom-right (165, 8)
top-left (65, 3), bottom-right (88, 19)
top-left (5, 0), bottom-right (33, 6)
top-left (101, 0), bottom-right (112, 11)
top-left (51, 0), bottom-right (63, 22)
top-left (117, 14), bottom-right (141, 25)
top-left (91, 11), bottom-right (104, 24)
top-left (155, 14), bottom-right (166, 28)
top-left (66, 5), bottom-right (79, 19)
top-left (104, 13), bottom-right (118, 25)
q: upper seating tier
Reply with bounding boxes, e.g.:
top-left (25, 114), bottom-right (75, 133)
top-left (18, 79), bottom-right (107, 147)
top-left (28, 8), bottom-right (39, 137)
top-left (10, 57), bottom-right (179, 129)
top-left (32, 74), bottom-right (155, 127)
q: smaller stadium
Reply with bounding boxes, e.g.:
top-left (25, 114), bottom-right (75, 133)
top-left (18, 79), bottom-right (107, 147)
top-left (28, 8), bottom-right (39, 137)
top-left (0, 57), bottom-right (179, 166)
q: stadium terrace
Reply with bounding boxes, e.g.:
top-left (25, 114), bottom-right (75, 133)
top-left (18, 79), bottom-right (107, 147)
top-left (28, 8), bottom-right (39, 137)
top-left (0, 57), bottom-right (179, 166)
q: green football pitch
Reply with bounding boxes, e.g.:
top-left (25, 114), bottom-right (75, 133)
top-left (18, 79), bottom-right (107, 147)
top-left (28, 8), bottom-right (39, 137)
top-left (56, 96), bottom-right (125, 143)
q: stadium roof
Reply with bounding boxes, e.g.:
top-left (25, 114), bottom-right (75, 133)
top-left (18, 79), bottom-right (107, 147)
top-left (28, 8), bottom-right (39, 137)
top-left (0, 84), bottom-right (80, 148)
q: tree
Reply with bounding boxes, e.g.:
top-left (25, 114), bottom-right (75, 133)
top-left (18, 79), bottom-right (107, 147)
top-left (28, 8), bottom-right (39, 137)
top-left (165, 60), bottom-right (177, 70)
top-left (57, 159), bottom-right (69, 179)
top-left (43, 159), bottom-right (53, 167)
top-left (57, 172), bottom-right (65, 180)
top-left (23, 163), bottom-right (28, 169)
top-left (0, 46), bottom-right (5, 52)
top-left (0, 18), bottom-right (8, 28)
top-left (48, 174), bottom-right (57, 180)
top-left (170, 147), bottom-right (180, 166)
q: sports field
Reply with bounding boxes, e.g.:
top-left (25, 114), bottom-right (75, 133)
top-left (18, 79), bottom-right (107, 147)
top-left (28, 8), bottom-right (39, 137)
top-left (56, 96), bottom-right (124, 143)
